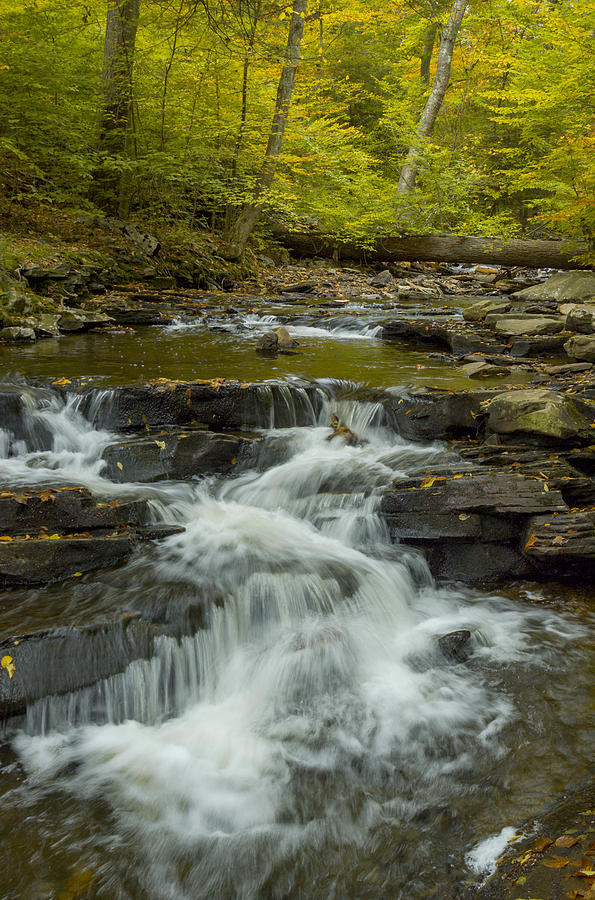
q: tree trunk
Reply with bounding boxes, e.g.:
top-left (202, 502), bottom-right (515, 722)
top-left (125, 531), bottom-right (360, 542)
top-left (420, 23), bottom-right (438, 85)
top-left (273, 231), bottom-right (588, 270)
top-left (398, 0), bottom-right (468, 195)
top-left (93, 0), bottom-right (141, 216)
top-left (222, 0), bottom-right (307, 260)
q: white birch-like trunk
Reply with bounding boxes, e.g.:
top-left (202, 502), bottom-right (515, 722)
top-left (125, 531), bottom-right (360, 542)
top-left (397, 0), bottom-right (469, 195)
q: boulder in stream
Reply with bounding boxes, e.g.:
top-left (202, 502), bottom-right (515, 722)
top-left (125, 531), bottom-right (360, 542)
top-left (512, 271), bottom-right (595, 303)
top-left (482, 389), bottom-right (595, 442)
top-left (564, 333), bottom-right (595, 362)
top-left (565, 305), bottom-right (595, 334)
top-left (256, 330), bottom-right (279, 353)
top-left (273, 326), bottom-right (299, 349)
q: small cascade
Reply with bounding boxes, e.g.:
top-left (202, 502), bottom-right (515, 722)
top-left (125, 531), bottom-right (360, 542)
top-left (0, 385), bottom-right (116, 491)
top-left (25, 632), bottom-right (205, 734)
top-left (246, 380), bottom-right (324, 429)
top-left (1, 374), bottom-right (591, 900)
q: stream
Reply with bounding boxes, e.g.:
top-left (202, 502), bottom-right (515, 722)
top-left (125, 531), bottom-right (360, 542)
top-left (0, 309), bottom-right (592, 899)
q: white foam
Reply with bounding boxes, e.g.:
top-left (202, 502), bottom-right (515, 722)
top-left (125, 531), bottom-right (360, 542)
top-left (465, 826), bottom-right (518, 876)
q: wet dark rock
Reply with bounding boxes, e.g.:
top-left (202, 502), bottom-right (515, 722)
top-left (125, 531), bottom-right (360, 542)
top-left (256, 330), bottom-right (279, 353)
top-left (437, 630), bottom-right (472, 662)
top-left (384, 316), bottom-right (565, 359)
top-left (425, 541), bottom-right (531, 583)
top-left (388, 389), bottom-right (500, 441)
top-left (78, 381), bottom-right (324, 433)
top-left (382, 470), bottom-right (565, 518)
top-left (457, 446), bottom-right (595, 508)
top-left (507, 334), bottom-right (568, 357)
top-left (101, 430), bottom-right (254, 482)
top-left (381, 468), bottom-right (566, 583)
top-left (0, 614), bottom-right (172, 718)
top-left (468, 779), bottom-right (595, 900)
top-left (0, 533), bottom-right (135, 585)
top-left (102, 301), bottom-right (168, 325)
top-left (0, 488), bottom-right (147, 533)
top-left (524, 511), bottom-right (595, 576)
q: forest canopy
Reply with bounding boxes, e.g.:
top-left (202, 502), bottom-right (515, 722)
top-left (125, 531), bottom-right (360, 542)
top-left (0, 0), bottom-right (593, 255)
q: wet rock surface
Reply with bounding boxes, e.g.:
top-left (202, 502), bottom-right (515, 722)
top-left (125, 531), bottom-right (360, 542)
top-left (467, 780), bottom-right (595, 900)
top-left (101, 429), bottom-right (256, 482)
top-left (380, 467), bottom-right (568, 582)
top-left (0, 532), bottom-right (135, 585)
top-left (0, 614), bottom-right (153, 716)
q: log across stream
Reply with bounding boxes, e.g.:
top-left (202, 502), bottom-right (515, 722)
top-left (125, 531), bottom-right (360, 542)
top-left (0, 293), bottom-right (593, 900)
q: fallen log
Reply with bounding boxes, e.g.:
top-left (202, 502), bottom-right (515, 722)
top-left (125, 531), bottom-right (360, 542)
top-left (275, 232), bottom-right (588, 270)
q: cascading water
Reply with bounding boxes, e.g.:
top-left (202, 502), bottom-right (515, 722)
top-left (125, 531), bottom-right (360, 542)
top-left (1, 379), bottom-right (592, 899)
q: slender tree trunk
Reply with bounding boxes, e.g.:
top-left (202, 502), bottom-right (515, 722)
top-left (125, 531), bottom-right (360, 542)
top-left (420, 23), bottom-right (438, 84)
top-left (222, 0), bottom-right (308, 260)
top-left (225, 2), bottom-right (261, 230)
top-left (160, 0), bottom-right (185, 152)
top-left (93, 0), bottom-right (141, 216)
top-left (398, 0), bottom-right (468, 195)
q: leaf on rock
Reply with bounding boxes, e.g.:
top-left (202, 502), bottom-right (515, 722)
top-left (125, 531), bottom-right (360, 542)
top-left (52, 377), bottom-right (71, 386)
top-left (542, 856), bottom-right (571, 868)
top-left (154, 440), bottom-right (166, 450)
top-left (533, 837), bottom-right (554, 852)
top-left (557, 836), bottom-right (583, 849)
top-left (420, 476), bottom-right (445, 489)
top-left (1, 655), bottom-right (15, 679)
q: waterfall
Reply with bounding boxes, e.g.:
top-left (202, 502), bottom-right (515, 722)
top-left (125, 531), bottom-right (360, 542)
top-left (3, 376), bottom-right (589, 900)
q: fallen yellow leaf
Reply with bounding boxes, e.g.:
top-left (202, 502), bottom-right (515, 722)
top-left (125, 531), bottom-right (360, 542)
top-left (1, 655), bottom-right (15, 679)
top-left (556, 835), bottom-right (582, 849)
top-left (155, 440), bottom-right (166, 450)
top-left (533, 837), bottom-right (554, 852)
top-left (420, 476), bottom-right (445, 489)
top-left (52, 377), bottom-right (71, 386)
top-left (542, 856), bottom-right (571, 868)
